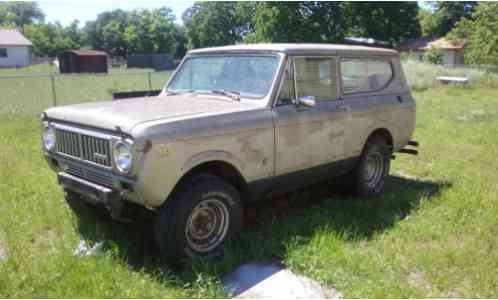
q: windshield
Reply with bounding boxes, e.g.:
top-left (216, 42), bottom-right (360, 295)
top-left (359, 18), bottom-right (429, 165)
top-left (167, 55), bottom-right (280, 99)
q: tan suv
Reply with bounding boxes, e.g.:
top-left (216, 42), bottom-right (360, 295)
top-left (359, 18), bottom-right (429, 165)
top-left (41, 44), bottom-right (417, 258)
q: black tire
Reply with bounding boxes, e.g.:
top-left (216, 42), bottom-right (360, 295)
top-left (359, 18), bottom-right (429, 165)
top-left (353, 136), bottom-right (391, 197)
top-left (154, 174), bottom-right (243, 260)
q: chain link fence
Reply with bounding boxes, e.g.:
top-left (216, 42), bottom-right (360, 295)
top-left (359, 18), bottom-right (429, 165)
top-left (0, 70), bottom-right (171, 115)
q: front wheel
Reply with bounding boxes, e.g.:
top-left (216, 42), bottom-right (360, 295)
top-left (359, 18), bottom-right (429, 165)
top-left (353, 137), bottom-right (391, 197)
top-left (154, 174), bottom-right (243, 259)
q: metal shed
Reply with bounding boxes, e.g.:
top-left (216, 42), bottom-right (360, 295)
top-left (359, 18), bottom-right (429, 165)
top-left (58, 50), bottom-right (108, 73)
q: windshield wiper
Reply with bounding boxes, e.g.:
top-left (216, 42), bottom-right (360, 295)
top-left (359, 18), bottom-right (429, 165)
top-left (165, 89), bottom-right (195, 96)
top-left (210, 89), bottom-right (241, 101)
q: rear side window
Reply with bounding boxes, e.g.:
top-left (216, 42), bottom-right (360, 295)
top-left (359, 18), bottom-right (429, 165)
top-left (294, 57), bottom-right (338, 101)
top-left (341, 59), bottom-right (393, 94)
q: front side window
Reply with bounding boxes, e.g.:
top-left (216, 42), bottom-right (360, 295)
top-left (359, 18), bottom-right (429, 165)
top-left (341, 58), bottom-right (393, 94)
top-left (0, 48), bottom-right (7, 58)
top-left (167, 55), bottom-right (279, 99)
top-left (294, 57), bottom-right (338, 101)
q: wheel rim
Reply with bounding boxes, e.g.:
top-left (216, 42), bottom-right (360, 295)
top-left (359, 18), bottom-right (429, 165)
top-left (185, 198), bottom-right (230, 253)
top-left (363, 152), bottom-right (384, 189)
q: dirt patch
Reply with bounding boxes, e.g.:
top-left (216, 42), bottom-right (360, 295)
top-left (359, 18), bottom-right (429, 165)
top-left (407, 270), bottom-right (433, 292)
top-left (0, 239), bottom-right (7, 261)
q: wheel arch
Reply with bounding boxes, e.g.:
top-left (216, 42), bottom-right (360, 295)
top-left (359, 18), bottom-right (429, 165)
top-left (364, 128), bottom-right (394, 150)
top-left (168, 159), bottom-right (250, 205)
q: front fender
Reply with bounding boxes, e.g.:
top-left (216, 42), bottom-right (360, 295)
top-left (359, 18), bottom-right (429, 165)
top-left (180, 150), bottom-right (245, 176)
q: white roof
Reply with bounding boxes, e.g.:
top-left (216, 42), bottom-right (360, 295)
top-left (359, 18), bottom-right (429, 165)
top-left (0, 29), bottom-right (32, 46)
top-left (189, 43), bottom-right (398, 56)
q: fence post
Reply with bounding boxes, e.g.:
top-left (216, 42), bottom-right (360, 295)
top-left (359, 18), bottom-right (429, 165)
top-left (147, 71), bottom-right (152, 91)
top-left (50, 74), bottom-right (57, 107)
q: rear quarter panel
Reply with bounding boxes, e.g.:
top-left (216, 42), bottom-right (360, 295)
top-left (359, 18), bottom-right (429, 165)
top-left (341, 55), bottom-right (415, 157)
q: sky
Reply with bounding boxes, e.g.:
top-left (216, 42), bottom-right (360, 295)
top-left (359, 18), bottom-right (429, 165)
top-left (38, 0), bottom-right (196, 26)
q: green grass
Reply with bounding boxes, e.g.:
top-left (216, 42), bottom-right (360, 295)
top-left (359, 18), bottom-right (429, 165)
top-left (0, 86), bottom-right (497, 297)
top-left (0, 64), bottom-right (171, 115)
top-left (402, 60), bottom-right (498, 92)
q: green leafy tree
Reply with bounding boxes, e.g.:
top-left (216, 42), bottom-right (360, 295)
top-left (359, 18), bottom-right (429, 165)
top-left (420, 1), bottom-right (478, 37)
top-left (183, 2), bottom-right (248, 49)
top-left (418, 8), bottom-right (443, 37)
top-left (23, 22), bottom-right (80, 57)
top-left (0, 1), bottom-right (44, 27)
top-left (245, 2), bottom-right (348, 43)
top-left (124, 8), bottom-right (176, 55)
top-left (346, 2), bottom-right (420, 46)
top-left (183, 2), bottom-right (420, 48)
top-left (84, 9), bottom-right (129, 57)
top-left (85, 8), bottom-right (177, 58)
top-left (448, 2), bottom-right (498, 65)
top-left (432, 1), bottom-right (477, 35)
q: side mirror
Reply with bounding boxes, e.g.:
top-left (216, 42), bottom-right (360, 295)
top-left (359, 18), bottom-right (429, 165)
top-left (297, 96), bottom-right (316, 108)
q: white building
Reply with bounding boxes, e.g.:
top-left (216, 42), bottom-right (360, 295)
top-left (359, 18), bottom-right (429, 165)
top-left (399, 37), bottom-right (466, 66)
top-left (0, 29), bottom-right (32, 68)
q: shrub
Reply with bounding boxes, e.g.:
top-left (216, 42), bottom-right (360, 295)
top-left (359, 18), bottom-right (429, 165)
top-left (424, 46), bottom-right (444, 65)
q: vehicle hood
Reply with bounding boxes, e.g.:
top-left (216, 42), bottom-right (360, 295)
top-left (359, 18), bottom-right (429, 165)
top-left (45, 94), bottom-right (261, 133)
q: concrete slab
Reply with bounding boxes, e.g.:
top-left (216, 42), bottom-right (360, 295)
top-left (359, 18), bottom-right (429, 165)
top-left (223, 261), bottom-right (342, 299)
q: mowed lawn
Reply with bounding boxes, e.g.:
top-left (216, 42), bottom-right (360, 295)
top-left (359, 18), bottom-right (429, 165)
top-left (0, 86), bottom-right (497, 298)
top-left (0, 65), bottom-right (171, 115)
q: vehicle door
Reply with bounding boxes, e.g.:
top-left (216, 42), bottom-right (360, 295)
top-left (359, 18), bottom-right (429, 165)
top-left (272, 56), bottom-right (351, 177)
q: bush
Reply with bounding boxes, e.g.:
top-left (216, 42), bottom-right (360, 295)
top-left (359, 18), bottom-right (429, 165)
top-left (423, 46), bottom-right (444, 65)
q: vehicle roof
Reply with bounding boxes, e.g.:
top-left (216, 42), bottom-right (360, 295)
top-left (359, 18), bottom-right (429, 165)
top-left (188, 43), bottom-right (398, 56)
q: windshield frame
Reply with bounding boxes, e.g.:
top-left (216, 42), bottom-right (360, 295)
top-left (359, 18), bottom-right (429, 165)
top-left (164, 53), bottom-right (285, 103)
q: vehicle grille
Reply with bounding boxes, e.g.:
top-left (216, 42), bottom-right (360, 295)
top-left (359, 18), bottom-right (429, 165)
top-left (55, 128), bottom-right (112, 167)
top-left (66, 163), bottom-right (115, 188)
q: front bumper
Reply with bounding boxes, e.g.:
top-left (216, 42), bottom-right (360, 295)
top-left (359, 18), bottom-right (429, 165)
top-left (57, 171), bottom-right (153, 222)
top-left (58, 172), bottom-right (113, 205)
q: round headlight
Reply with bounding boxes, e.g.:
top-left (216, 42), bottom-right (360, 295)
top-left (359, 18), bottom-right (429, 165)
top-left (114, 141), bottom-right (133, 173)
top-left (43, 125), bottom-right (56, 151)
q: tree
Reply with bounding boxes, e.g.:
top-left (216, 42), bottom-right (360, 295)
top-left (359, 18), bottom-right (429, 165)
top-left (23, 22), bottom-right (80, 57)
top-left (84, 7), bottom-right (177, 58)
top-left (448, 2), bottom-right (498, 65)
top-left (418, 8), bottom-right (443, 37)
top-left (183, 2), bottom-right (421, 48)
top-left (0, 1), bottom-right (44, 27)
top-left (346, 2), bottom-right (420, 46)
top-left (245, 2), bottom-right (348, 43)
top-left (183, 2), bottom-right (248, 49)
top-left (124, 8), bottom-right (177, 55)
top-left (84, 9), bottom-right (129, 57)
top-left (432, 2), bottom-right (477, 35)
top-left (419, 1), bottom-right (478, 37)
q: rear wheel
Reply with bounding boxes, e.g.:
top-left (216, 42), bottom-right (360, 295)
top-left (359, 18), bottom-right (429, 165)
top-left (154, 174), bottom-right (243, 259)
top-left (353, 137), bottom-right (391, 197)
